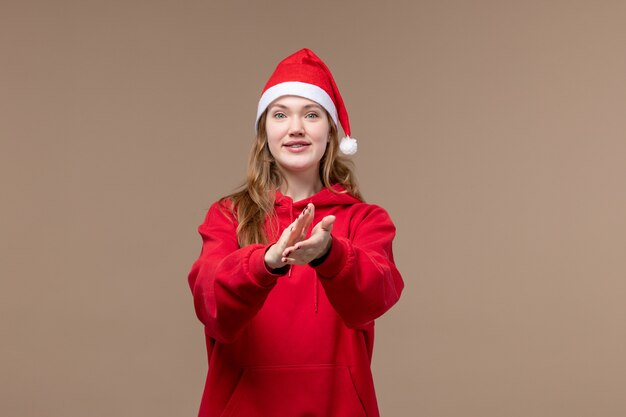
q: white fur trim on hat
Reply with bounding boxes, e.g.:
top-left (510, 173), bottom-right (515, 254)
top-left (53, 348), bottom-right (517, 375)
top-left (256, 81), bottom-right (338, 128)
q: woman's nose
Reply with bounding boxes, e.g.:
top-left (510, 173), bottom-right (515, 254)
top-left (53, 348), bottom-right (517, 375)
top-left (288, 118), bottom-right (304, 136)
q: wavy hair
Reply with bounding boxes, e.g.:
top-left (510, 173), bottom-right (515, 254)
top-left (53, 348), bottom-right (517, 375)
top-left (222, 110), bottom-right (362, 247)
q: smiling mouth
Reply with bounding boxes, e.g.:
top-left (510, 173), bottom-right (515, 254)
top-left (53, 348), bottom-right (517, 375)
top-left (283, 141), bottom-right (311, 148)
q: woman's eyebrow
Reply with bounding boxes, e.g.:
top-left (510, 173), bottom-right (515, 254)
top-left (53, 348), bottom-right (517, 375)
top-left (268, 103), bottom-right (323, 110)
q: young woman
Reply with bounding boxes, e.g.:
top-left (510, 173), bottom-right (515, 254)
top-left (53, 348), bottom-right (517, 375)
top-left (188, 48), bottom-right (404, 417)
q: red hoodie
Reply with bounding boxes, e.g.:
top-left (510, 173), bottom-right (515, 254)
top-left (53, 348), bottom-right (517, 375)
top-left (188, 185), bottom-right (404, 417)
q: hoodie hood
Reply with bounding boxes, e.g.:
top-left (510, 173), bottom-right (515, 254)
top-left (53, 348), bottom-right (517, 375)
top-left (275, 184), bottom-right (362, 210)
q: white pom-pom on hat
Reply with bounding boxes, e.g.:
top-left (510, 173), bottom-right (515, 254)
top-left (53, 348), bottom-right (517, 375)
top-left (339, 136), bottom-right (358, 155)
top-left (256, 48), bottom-right (358, 155)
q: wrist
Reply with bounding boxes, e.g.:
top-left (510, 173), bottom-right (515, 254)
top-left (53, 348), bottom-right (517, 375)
top-left (310, 236), bottom-right (332, 267)
top-left (264, 245), bottom-right (286, 270)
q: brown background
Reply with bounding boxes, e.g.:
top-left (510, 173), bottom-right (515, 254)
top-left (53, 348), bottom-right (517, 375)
top-left (2, 1), bottom-right (625, 416)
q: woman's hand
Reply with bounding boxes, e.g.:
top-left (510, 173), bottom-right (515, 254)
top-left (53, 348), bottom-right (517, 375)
top-left (282, 205), bottom-right (336, 265)
top-left (264, 203), bottom-right (314, 270)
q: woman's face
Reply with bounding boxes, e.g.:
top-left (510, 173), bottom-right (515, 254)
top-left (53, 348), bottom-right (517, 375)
top-left (265, 96), bottom-right (330, 177)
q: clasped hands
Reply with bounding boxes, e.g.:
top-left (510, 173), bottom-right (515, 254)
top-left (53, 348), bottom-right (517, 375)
top-left (264, 203), bottom-right (335, 271)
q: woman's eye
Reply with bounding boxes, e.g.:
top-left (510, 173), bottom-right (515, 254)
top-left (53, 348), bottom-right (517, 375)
top-left (273, 112), bottom-right (286, 119)
top-left (305, 113), bottom-right (318, 119)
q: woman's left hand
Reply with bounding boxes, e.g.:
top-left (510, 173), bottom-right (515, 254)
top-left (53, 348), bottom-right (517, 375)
top-left (281, 204), bottom-right (335, 265)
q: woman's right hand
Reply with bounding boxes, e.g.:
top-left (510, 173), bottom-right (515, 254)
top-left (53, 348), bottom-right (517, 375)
top-left (264, 203), bottom-right (314, 271)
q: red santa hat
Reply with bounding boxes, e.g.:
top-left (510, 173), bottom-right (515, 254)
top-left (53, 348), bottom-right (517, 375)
top-left (256, 48), bottom-right (358, 155)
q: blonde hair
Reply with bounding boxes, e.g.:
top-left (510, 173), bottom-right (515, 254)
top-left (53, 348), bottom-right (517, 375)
top-left (222, 109), bottom-right (362, 247)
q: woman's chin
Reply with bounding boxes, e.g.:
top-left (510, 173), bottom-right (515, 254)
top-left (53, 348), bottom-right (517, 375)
top-left (277, 160), bottom-right (320, 175)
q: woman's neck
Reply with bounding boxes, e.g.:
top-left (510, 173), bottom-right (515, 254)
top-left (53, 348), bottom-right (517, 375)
top-left (279, 170), bottom-right (323, 202)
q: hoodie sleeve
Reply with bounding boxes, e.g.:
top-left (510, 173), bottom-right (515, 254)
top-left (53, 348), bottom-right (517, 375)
top-left (187, 201), bottom-right (284, 343)
top-left (312, 205), bottom-right (404, 329)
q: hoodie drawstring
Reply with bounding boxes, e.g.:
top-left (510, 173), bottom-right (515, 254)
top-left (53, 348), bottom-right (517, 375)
top-left (288, 204), bottom-right (294, 278)
top-left (314, 277), bottom-right (319, 313)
